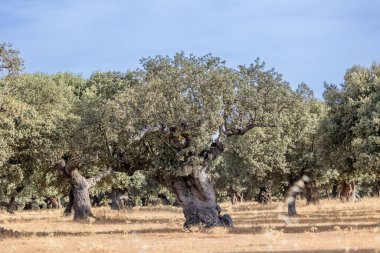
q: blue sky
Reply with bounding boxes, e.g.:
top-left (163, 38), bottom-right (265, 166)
top-left (1, 0), bottom-right (379, 98)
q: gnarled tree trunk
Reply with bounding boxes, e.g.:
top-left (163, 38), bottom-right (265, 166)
top-left (71, 170), bottom-right (93, 220)
top-left (162, 167), bottom-right (233, 229)
top-left (55, 158), bottom-right (112, 221)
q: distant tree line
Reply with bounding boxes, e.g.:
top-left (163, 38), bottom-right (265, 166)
top-left (0, 42), bottom-right (379, 228)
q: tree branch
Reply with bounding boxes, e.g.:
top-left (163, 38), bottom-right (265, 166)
top-left (226, 122), bottom-right (276, 137)
top-left (201, 140), bottom-right (225, 163)
top-left (129, 124), bottom-right (168, 142)
top-left (54, 157), bottom-right (87, 177)
top-left (87, 168), bottom-right (113, 188)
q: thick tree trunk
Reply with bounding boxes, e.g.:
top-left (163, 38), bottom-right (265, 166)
top-left (71, 171), bottom-right (93, 220)
top-left (305, 180), bottom-right (320, 205)
top-left (55, 159), bottom-right (112, 220)
top-left (162, 167), bottom-right (233, 228)
top-left (258, 185), bottom-right (272, 204)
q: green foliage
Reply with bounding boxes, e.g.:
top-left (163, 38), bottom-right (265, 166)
top-left (0, 71), bottom-right (81, 201)
top-left (2, 42), bottom-right (379, 205)
top-left (0, 42), bottom-right (23, 77)
top-left (321, 63), bottom-right (380, 182)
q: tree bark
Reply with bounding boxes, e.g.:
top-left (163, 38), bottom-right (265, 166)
top-left (162, 167), bottom-right (233, 229)
top-left (64, 188), bottom-right (74, 216)
top-left (55, 159), bottom-right (112, 220)
top-left (111, 189), bottom-right (121, 210)
top-left (71, 170), bottom-right (93, 220)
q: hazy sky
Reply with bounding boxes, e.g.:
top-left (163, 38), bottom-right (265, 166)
top-left (1, 0), bottom-right (379, 98)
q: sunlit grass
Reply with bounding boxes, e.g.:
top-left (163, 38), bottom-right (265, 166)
top-left (0, 198), bottom-right (379, 252)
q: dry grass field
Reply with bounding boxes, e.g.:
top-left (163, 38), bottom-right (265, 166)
top-left (0, 198), bottom-right (379, 253)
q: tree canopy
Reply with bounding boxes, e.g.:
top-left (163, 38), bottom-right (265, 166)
top-left (1, 43), bottom-right (379, 226)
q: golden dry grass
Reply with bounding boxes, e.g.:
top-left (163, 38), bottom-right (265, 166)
top-left (0, 198), bottom-right (379, 253)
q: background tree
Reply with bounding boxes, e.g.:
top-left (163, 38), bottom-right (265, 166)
top-left (320, 63), bottom-right (380, 201)
top-left (0, 72), bottom-right (81, 212)
top-left (283, 84), bottom-right (326, 215)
